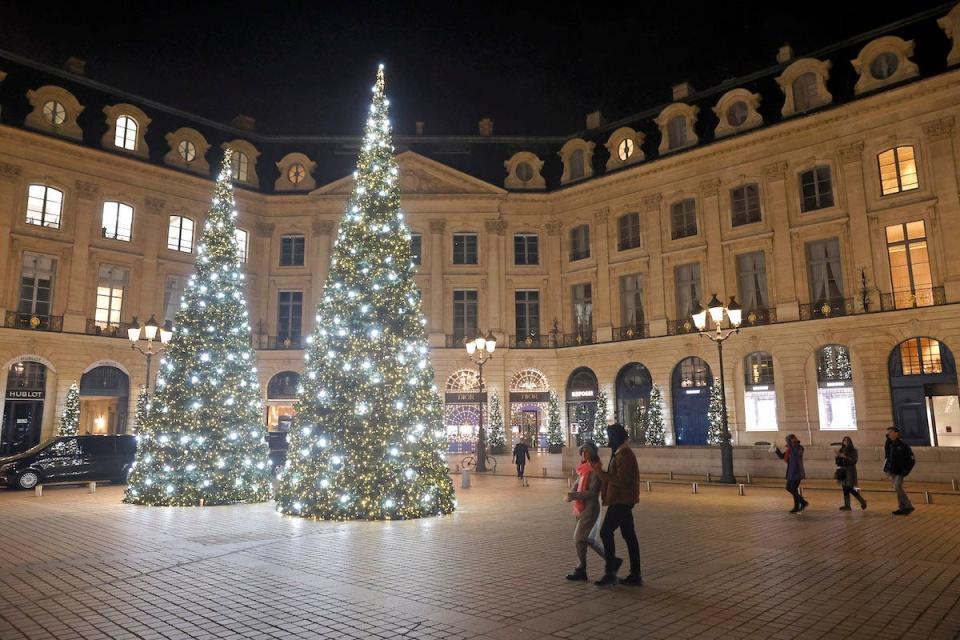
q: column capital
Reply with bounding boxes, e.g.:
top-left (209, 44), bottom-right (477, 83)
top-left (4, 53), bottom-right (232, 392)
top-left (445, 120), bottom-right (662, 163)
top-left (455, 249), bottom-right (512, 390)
top-left (0, 162), bottom-right (21, 181)
top-left (75, 180), bottom-right (100, 200)
top-left (593, 207), bottom-right (609, 224)
top-left (837, 141), bottom-right (864, 163)
top-left (312, 220), bottom-right (335, 236)
top-left (642, 194), bottom-right (662, 211)
top-left (923, 116), bottom-right (955, 141)
top-left (484, 219), bottom-right (507, 234)
top-left (545, 219), bottom-right (563, 236)
top-left (762, 160), bottom-right (788, 180)
top-left (699, 178), bottom-right (721, 197)
top-left (429, 219), bottom-right (446, 234)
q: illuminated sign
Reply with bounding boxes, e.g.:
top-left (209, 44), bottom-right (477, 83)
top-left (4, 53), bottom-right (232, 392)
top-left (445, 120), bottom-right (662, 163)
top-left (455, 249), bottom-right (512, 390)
top-left (6, 389), bottom-right (44, 400)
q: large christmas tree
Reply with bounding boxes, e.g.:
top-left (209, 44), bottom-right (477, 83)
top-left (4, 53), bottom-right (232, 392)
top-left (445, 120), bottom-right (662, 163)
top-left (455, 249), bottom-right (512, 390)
top-left (546, 391), bottom-right (563, 448)
top-left (124, 153), bottom-right (272, 506)
top-left (707, 380), bottom-right (725, 446)
top-left (275, 66), bottom-right (455, 521)
top-left (56, 382), bottom-right (79, 437)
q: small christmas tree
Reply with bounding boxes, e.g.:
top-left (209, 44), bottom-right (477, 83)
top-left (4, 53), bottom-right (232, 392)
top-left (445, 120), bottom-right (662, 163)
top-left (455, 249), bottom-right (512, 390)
top-left (133, 385), bottom-right (149, 433)
top-left (575, 403), bottom-right (594, 443)
top-left (593, 390), bottom-right (609, 446)
top-left (488, 391), bottom-right (505, 451)
top-left (644, 384), bottom-right (666, 446)
top-left (631, 403), bottom-right (646, 445)
top-left (547, 391), bottom-right (564, 448)
top-left (57, 382), bottom-right (79, 437)
top-left (707, 380), bottom-right (725, 446)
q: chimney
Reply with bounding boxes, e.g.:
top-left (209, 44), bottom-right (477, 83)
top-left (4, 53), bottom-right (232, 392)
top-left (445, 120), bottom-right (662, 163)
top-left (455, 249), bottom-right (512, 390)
top-left (585, 110), bottom-right (605, 130)
top-left (64, 57), bottom-right (86, 76)
top-left (415, 121), bottom-right (425, 135)
top-left (672, 82), bottom-right (695, 101)
top-left (478, 117), bottom-right (494, 137)
top-left (777, 45), bottom-right (794, 65)
top-left (231, 114), bottom-right (256, 131)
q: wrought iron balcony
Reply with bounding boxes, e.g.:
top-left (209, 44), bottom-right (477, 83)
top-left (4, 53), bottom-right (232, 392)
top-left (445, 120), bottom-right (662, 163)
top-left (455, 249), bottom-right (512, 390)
top-left (799, 298), bottom-right (854, 320)
top-left (4, 311), bottom-right (63, 332)
top-left (85, 319), bottom-right (131, 337)
top-left (259, 335), bottom-right (303, 350)
top-left (509, 333), bottom-right (552, 348)
top-left (668, 318), bottom-right (698, 335)
top-left (612, 324), bottom-right (647, 341)
top-left (740, 307), bottom-right (776, 327)
top-left (561, 331), bottom-right (595, 347)
top-left (880, 286), bottom-right (946, 311)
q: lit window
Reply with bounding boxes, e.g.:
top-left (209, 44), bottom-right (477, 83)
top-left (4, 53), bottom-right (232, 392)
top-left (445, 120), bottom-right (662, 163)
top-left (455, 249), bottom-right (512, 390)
top-left (235, 228), bottom-right (249, 263)
top-left (899, 337), bottom-right (943, 375)
top-left (42, 100), bottom-right (66, 125)
top-left (799, 166), bottom-right (834, 212)
top-left (232, 152), bottom-right (249, 182)
top-left (731, 184), bottom-right (761, 226)
top-left (816, 345), bottom-right (857, 430)
top-left (167, 216), bottom-right (194, 253)
top-left (114, 115), bottom-right (138, 151)
top-left (177, 140), bottom-right (197, 163)
top-left (878, 146), bottom-right (919, 195)
top-left (287, 163), bottom-right (306, 184)
top-left (96, 266), bottom-right (127, 329)
top-left (25, 184), bottom-right (63, 229)
top-left (744, 352), bottom-right (777, 431)
top-left (617, 138), bottom-right (635, 161)
top-left (101, 202), bottom-right (134, 242)
top-left (886, 221), bottom-right (933, 309)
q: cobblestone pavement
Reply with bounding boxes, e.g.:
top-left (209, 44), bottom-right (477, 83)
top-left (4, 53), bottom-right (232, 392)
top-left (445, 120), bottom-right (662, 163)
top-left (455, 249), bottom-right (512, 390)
top-left (1, 476), bottom-right (959, 640)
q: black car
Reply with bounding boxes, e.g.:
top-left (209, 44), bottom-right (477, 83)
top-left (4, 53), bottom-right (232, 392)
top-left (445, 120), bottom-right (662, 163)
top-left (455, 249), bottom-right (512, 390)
top-left (0, 434), bottom-right (136, 490)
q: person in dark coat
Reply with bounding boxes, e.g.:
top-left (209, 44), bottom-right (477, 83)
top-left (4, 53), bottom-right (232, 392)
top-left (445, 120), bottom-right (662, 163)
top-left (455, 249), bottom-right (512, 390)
top-left (884, 427), bottom-right (916, 515)
top-left (512, 438), bottom-right (531, 479)
top-left (594, 423), bottom-right (641, 587)
top-left (775, 434), bottom-right (808, 513)
top-left (835, 436), bottom-right (866, 511)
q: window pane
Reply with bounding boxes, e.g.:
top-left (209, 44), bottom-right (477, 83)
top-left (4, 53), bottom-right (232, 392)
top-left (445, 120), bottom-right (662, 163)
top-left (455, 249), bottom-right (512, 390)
top-left (906, 220), bottom-right (926, 240)
top-left (235, 229), bottom-right (248, 262)
top-left (745, 390), bottom-right (778, 431)
top-left (411, 234), bottom-right (422, 265)
top-left (885, 223), bottom-right (905, 243)
top-left (818, 387), bottom-right (857, 430)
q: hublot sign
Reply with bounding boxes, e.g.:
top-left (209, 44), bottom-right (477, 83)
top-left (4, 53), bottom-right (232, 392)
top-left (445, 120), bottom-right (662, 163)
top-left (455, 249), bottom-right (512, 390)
top-left (6, 389), bottom-right (44, 400)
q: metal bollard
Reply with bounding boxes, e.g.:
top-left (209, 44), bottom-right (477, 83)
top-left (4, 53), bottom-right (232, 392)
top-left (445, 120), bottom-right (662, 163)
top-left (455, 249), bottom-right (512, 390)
top-left (461, 469), bottom-right (471, 489)
top-left (88, 481), bottom-right (96, 494)
top-left (706, 472), bottom-right (712, 483)
top-left (456, 464), bottom-right (461, 473)
top-left (646, 481), bottom-right (652, 492)
top-left (953, 479), bottom-right (958, 492)
top-left (668, 471), bottom-right (673, 480)
top-left (34, 485), bottom-right (43, 497)
top-left (542, 467), bottom-right (547, 477)
top-left (746, 473), bottom-right (752, 484)
top-left (692, 482), bottom-right (698, 494)
top-left (738, 483), bottom-right (745, 496)
top-left (923, 490), bottom-right (931, 504)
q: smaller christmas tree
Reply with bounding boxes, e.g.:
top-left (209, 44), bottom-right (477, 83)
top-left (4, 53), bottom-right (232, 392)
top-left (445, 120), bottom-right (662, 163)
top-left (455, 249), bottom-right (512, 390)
top-left (707, 380), bottom-right (725, 446)
top-left (593, 390), bottom-right (609, 446)
top-left (488, 391), bottom-right (505, 451)
top-left (644, 384), bottom-right (666, 446)
top-left (547, 391), bottom-right (564, 448)
top-left (57, 382), bottom-right (80, 437)
top-left (133, 386), bottom-right (149, 433)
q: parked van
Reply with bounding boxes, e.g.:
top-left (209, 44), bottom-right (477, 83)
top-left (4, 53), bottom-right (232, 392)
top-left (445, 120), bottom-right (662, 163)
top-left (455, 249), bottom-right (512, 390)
top-left (0, 435), bottom-right (136, 489)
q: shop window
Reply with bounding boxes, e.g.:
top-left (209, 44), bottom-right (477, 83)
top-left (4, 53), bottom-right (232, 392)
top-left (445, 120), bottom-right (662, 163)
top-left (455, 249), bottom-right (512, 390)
top-left (816, 345), bottom-right (857, 430)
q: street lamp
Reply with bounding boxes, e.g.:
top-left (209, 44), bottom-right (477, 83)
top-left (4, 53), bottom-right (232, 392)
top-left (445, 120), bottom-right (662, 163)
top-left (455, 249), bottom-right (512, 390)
top-left (464, 329), bottom-right (497, 472)
top-left (692, 294), bottom-right (742, 484)
top-left (128, 314), bottom-right (174, 396)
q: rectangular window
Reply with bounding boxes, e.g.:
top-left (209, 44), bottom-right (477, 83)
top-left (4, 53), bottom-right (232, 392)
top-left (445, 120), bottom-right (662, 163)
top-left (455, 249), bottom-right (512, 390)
top-left (453, 233), bottom-right (478, 265)
top-left (101, 202), bottom-right (134, 242)
top-left (817, 345), bottom-right (856, 430)
top-left (453, 289), bottom-right (479, 341)
top-left (799, 166), bottom-right (834, 212)
top-left (570, 225), bottom-right (590, 261)
top-left (617, 213), bottom-right (641, 251)
top-left (878, 146), bottom-right (919, 196)
top-left (410, 233), bottom-right (422, 265)
top-left (667, 116), bottom-right (688, 149)
top-left (163, 276), bottom-right (184, 323)
top-left (730, 184), bottom-right (762, 227)
top-left (515, 290), bottom-right (540, 339)
top-left (736, 251), bottom-right (768, 311)
top-left (806, 238), bottom-right (844, 305)
top-left (235, 228), bottom-right (249, 263)
top-left (619, 274), bottom-right (643, 329)
top-left (18, 253), bottom-right (56, 317)
top-left (670, 199), bottom-right (697, 239)
top-left (744, 390), bottom-right (778, 431)
top-left (280, 235), bottom-right (306, 266)
top-left (886, 221), bottom-right (933, 309)
top-left (793, 73), bottom-right (817, 112)
top-left (25, 184), bottom-right (63, 229)
top-left (514, 234), bottom-right (539, 265)
top-left (674, 263), bottom-right (702, 320)
top-left (572, 283), bottom-right (592, 337)
top-left (96, 265), bottom-right (128, 329)
top-left (167, 216), bottom-right (194, 253)
top-left (277, 291), bottom-right (303, 343)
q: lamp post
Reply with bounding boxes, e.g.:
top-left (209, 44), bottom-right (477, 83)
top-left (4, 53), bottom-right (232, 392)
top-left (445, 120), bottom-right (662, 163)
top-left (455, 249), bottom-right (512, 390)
top-left (691, 294), bottom-right (742, 484)
top-left (128, 314), bottom-right (173, 395)
top-left (464, 329), bottom-right (497, 472)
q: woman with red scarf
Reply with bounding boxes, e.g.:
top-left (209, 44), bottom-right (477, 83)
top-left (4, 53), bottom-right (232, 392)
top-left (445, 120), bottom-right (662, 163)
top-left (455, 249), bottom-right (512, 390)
top-left (564, 442), bottom-right (605, 581)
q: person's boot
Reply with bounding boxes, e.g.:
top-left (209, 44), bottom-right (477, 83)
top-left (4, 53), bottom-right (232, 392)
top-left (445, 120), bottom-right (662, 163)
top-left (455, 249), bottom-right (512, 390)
top-left (621, 573), bottom-right (643, 586)
top-left (857, 494), bottom-right (867, 510)
top-left (594, 573), bottom-right (618, 587)
top-left (566, 567), bottom-right (587, 581)
top-left (799, 499), bottom-right (810, 511)
top-left (839, 496), bottom-right (852, 511)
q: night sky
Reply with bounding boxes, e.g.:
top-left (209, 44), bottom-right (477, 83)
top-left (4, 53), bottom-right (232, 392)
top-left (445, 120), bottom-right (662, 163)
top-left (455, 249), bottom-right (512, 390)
top-left (0, 1), bottom-right (952, 136)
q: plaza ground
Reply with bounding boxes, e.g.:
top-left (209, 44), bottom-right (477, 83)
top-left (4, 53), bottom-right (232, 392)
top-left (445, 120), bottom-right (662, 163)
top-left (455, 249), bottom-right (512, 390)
top-left (1, 475), bottom-right (959, 640)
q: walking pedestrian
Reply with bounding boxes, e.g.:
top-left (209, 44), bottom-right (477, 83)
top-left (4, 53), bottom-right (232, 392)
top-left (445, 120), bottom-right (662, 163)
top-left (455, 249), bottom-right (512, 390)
top-left (775, 434), bottom-right (808, 513)
top-left (594, 423), bottom-right (641, 587)
top-left (513, 438), bottom-right (531, 479)
top-left (835, 436), bottom-right (866, 511)
top-left (884, 427), bottom-right (916, 515)
top-left (564, 442), bottom-right (605, 581)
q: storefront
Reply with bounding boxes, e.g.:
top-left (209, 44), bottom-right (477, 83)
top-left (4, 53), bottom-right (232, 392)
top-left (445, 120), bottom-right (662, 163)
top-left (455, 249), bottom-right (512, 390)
top-left (889, 337), bottom-right (959, 447)
top-left (509, 369), bottom-right (550, 449)
top-left (79, 364), bottom-right (129, 434)
top-left (615, 362), bottom-right (652, 442)
top-left (566, 367), bottom-right (598, 445)
top-left (672, 356), bottom-right (712, 446)
top-left (444, 369), bottom-right (483, 453)
top-left (266, 371), bottom-right (300, 431)
top-left (2, 360), bottom-right (47, 455)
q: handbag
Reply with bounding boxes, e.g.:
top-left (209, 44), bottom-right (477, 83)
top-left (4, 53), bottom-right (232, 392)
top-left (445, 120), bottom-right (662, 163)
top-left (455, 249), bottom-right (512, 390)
top-left (835, 455), bottom-right (848, 467)
top-left (834, 467), bottom-right (847, 482)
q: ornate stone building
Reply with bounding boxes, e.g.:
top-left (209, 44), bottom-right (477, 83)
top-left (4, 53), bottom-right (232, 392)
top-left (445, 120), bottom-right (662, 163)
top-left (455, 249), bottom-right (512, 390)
top-left (2, 6), bottom-right (960, 459)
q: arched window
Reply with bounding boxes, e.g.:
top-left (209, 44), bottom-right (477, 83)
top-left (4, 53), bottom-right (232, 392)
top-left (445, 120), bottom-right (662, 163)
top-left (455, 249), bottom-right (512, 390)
top-left (667, 115), bottom-right (687, 149)
top-left (888, 338), bottom-right (958, 446)
top-left (267, 371), bottom-right (301, 399)
top-left (101, 202), bottom-right (134, 242)
top-left (792, 73), bottom-right (818, 112)
top-left (167, 216), bottom-right (194, 253)
top-left (25, 184), bottom-right (64, 229)
top-left (816, 345), bottom-right (856, 430)
top-left (744, 352), bottom-right (777, 431)
top-left (898, 337), bottom-right (943, 376)
top-left (114, 115), bottom-right (138, 151)
top-left (569, 149), bottom-right (584, 180)
top-left (878, 146), bottom-right (919, 195)
top-left (616, 363), bottom-right (652, 441)
top-left (42, 100), bottom-right (66, 125)
top-left (672, 356), bottom-right (712, 445)
top-left (232, 151), bottom-right (249, 182)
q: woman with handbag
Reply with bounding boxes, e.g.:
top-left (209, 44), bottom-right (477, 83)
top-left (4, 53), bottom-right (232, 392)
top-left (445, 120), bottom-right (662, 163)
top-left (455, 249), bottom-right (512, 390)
top-left (836, 436), bottom-right (867, 511)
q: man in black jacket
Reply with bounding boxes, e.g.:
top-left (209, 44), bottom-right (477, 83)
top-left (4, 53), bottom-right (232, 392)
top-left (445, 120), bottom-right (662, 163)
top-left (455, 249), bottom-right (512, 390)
top-left (884, 427), bottom-right (915, 516)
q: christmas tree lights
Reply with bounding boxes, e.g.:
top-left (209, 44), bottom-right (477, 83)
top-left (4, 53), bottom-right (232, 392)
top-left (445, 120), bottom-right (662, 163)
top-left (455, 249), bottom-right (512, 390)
top-left (593, 390), bottom-right (609, 446)
top-left (707, 380), bottom-right (724, 446)
top-left (644, 384), bottom-right (666, 446)
top-left (275, 66), bottom-right (455, 520)
top-left (488, 391), bottom-right (505, 451)
top-left (133, 385), bottom-right (149, 432)
top-left (124, 153), bottom-right (272, 507)
top-left (56, 382), bottom-right (79, 437)
top-left (547, 391), bottom-right (563, 448)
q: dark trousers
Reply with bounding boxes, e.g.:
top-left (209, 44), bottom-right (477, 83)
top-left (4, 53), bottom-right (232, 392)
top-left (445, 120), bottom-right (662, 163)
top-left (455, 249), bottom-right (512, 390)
top-left (842, 486), bottom-right (865, 507)
top-left (600, 504), bottom-right (641, 576)
top-left (516, 463), bottom-right (526, 478)
top-left (786, 479), bottom-right (804, 509)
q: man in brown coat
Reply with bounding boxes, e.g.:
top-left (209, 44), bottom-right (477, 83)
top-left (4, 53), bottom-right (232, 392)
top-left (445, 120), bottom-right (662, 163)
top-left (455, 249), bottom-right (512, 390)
top-left (595, 422), bottom-right (641, 587)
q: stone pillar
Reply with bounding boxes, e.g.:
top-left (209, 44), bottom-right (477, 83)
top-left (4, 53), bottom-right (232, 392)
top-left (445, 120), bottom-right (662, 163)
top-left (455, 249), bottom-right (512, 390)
top-left (311, 220), bottom-right (335, 333)
top-left (0, 162), bottom-right (22, 316)
top-left (593, 207), bottom-right (612, 343)
top-left (643, 194), bottom-right (667, 336)
top-left (484, 219), bottom-right (506, 334)
top-left (253, 222), bottom-right (274, 344)
top-left (837, 141), bottom-right (875, 311)
top-left (922, 117), bottom-right (960, 301)
top-left (762, 161), bottom-right (799, 321)
top-left (428, 219), bottom-right (445, 347)
top-left (700, 178), bottom-right (727, 301)
top-left (545, 219), bottom-right (563, 344)
top-left (63, 180), bottom-right (100, 333)
top-left (139, 197), bottom-right (165, 319)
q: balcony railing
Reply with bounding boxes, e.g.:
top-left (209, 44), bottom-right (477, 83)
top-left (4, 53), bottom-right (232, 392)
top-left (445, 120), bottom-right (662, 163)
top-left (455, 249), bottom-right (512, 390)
top-left (880, 286), bottom-right (946, 311)
top-left (799, 298), bottom-right (854, 320)
top-left (258, 335), bottom-right (303, 350)
top-left (4, 311), bottom-right (63, 332)
top-left (85, 319), bottom-right (131, 337)
top-left (740, 307), bottom-right (776, 327)
top-left (509, 333), bottom-right (552, 349)
top-left (668, 318), bottom-right (698, 335)
top-left (612, 324), bottom-right (647, 341)
top-left (561, 331), bottom-right (595, 347)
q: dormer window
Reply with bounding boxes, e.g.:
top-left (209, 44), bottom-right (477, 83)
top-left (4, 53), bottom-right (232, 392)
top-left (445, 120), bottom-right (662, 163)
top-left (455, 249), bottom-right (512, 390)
top-left (655, 104), bottom-right (699, 154)
top-left (617, 138), bottom-right (635, 161)
top-left (667, 116), bottom-right (688, 149)
top-left (558, 139), bottom-right (595, 184)
top-left (114, 115), bottom-right (138, 151)
top-left (177, 140), bottom-right (197, 163)
top-left (726, 102), bottom-right (747, 127)
top-left (232, 152), bottom-right (249, 182)
top-left (287, 163), bottom-right (306, 184)
top-left (604, 127), bottom-right (645, 170)
top-left (569, 149), bottom-right (585, 180)
top-left (42, 101), bottom-right (66, 126)
top-left (777, 59), bottom-right (832, 117)
top-left (26, 86), bottom-right (85, 141)
top-left (792, 73), bottom-right (817, 112)
top-left (852, 36), bottom-right (919, 95)
top-left (222, 140), bottom-right (260, 187)
top-left (505, 151), bottom-right (546, 190)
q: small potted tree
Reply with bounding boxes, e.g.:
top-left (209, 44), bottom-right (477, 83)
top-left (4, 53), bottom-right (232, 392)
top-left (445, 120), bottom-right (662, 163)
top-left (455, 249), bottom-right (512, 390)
top-left (488, 391), bottom-right (506, 454)
top-left (547, 391), bottom-right (564, 453)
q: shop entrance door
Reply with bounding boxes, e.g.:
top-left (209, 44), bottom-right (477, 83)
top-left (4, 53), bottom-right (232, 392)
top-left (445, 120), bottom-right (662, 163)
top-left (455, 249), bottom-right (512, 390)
top-left (1, 400), bottom-right (43, 455)
top-left (520, 410), bottom-right (540, 449)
